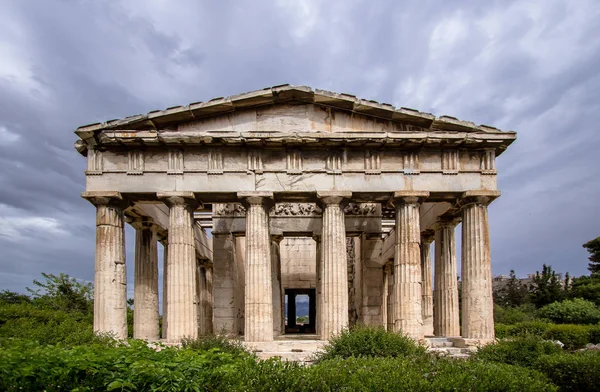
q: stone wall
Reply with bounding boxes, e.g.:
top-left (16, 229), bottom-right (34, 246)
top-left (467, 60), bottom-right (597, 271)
top-left (280, 237), bottom-right (316, 289)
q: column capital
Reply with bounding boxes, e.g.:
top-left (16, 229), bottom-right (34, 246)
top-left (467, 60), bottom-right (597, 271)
top-left (459, 190), bottom-right (500, 207)
top-left (157, 191), bottom-right (202, 209)
top-left (392, 191), bottom-right (429, 205)
top-left (237, 191), bottom-right (274, 208)
top-left (433, 215), bottom-right (461, 230)
top-left (127, 216), bottom-right (158, 231)
top-left (312, 233), bottom-right (322, 243)
top-left (271, 234), bottom-right (284, 244)
top-left (82, 191), bottom-right (129, 209)
top-left (421, 229), bottom-right (435, 245)
top-left (316, 191), bottom-right (352, 205)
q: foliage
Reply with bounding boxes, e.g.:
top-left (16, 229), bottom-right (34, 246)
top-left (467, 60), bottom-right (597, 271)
top-left (542, 324), bottom-right (597, 350)
top-left (583, 236), bottom-right (600, 274)
top-left (182, 334), bottom-right (249, 357)
top-left (494, 303), bottom-right (537, 324)
top-left (537, 351), bottom-right (600, 392)
top-left (26, 272), bottom-right (93, 314)
top-left (0, 290), bottom-right (31, 305)
top-left (496, 270), bottom-right (529, 307)
top-left (0, 302), bottom-right (112, 346)
top-left (0, 338), bottom-right (559, 392)
top-left (474, 335), bottom-right (563, 367)
top-left (315, 325), bottom-right (429, 362)
top-left (529, 264), bottom-right (565, 308)
top-left (538, 298), bottom-right (600, 325)
top-left (569, 275), bottom-right (600, 306)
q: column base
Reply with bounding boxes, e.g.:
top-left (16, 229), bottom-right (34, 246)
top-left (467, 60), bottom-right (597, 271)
top-left (448, 337), bottom-right (495, 348)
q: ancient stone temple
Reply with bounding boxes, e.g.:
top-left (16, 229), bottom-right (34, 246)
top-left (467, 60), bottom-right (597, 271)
top-left (75, 85), bottom-right (516, 348)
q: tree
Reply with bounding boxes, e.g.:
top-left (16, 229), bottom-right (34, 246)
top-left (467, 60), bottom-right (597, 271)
top-left (583, 236), bottom-right (600, 274)
top-left (529, 264), bottom-right (564, 308)
top-left (26, 272), bottom-right (93, 314)
top-left (502, 270), bottom-right (529, 307)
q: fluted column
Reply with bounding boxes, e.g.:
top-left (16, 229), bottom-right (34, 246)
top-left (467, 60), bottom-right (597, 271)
top-left (271, 235), bottom-right (284, 336)
top-left (421, 231), bottom-right (434, 337)
top-left (197, 265), bottom-right (213, 335)
top-left (158, 192), bottom-right (200, 342)
top-left (82, 191), bottom-right (128, 339)
top-left (132, 219), bottom-right (160, 340)
top-left (392, 191), bottom-right (428, 340)
top-left (382, 263), bottom-right (391, 331)
top-left (434, 218), bottom-right (460, 337)
top-left (159, 236), bottom-right (168, 339)
top-left (461, 191), bottom-right (498, 342)
top-left (239, 192), bottom-right (274, 342)
top-left (317, 191), bottom-right (351, 340)
top-left (314, 235), bottom-right (322, 336)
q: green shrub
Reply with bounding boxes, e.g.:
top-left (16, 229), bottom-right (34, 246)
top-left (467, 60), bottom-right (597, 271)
top-left (474, 335), bottom-right (563, 367)
top-left (509, 320), bottom-right (552, 336)
top-left (495, 323), bottom-right (515, 338)
top-left (307, 357), bottom-right (556, 392)
top-left (494, 304), bottom-right (538, 324)
top-left (182, 334), bottom-right (250, 357)
top-left (538, 298), bottom-right (600, 325)
top-left (542, 324), bottom-right (592, 350)
top-left (315, 325), bottom-right (429, 362)
top-left (0, 303), bottom-right (108, 346)
top-left (537, 351), bottom-right (600, 392)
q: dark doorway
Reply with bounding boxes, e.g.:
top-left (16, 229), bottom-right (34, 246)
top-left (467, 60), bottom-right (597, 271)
top-left (284, 288), bottom-right (316, 334)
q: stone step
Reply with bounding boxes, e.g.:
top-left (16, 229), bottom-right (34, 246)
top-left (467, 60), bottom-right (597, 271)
top-left (244, 340), bottom-right (326, 354)
top-left (426, 338), bottom-right (455, 348)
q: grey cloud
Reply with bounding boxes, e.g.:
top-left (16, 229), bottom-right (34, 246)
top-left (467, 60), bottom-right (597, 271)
top-left (0, 0), bottom-right (598, 294)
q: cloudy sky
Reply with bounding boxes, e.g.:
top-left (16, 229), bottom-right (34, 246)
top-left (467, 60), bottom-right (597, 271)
top-left (1, 0), bottom-right (599, 295)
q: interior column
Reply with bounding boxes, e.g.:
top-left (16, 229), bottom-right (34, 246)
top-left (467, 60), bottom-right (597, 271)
top-left (271, 235), bottom-right (284, 336)
top-left (434, 217), bottom-right (461, 337)
top-left (158, 191), bottom-right (200, 342)
top-left (392, 191), bottom-right (429, 340)
top-left (317, 191), bottom-right (351, 340)
top-left (239, 192), bottom-right (274, 342)
top-left (421, 231), bottom-right (434, 337)
top-left (82, 191), bottom-right (128, 339)
top-left (132, 218), bottom-right (160, 340)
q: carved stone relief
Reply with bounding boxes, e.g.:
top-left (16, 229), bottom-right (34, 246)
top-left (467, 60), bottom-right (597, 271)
top-left (271, 203), bottom-right (322, 216)
top-left (343, 203), bottom-right (378, 215)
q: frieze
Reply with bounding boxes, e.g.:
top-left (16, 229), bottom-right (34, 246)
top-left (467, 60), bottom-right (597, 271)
top-left (343, 203), bottom-right (378, 215)
top-left (270, 203), bottom-right (322, 216)
top-left (213, 203), bottom-right (246, 216)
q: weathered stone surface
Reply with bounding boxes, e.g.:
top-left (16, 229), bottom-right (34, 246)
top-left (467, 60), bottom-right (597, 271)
top-left (421, 233), bottom-right (434, 336)
top-left (132, 220), bottom-right (160, 340)
top-left (434, 218), bottom-right (460, 337)
top-left (83, 192), bottom-right (128, 339)
top-left (461, 194), bottom-right (494, 341)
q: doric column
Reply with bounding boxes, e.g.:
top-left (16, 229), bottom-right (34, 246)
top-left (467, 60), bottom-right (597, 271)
top-left (197, 264), bottom-right (213, 335)
top-left (382, 263), bottom-right (391, 331)
top-left (317, 191), bottom-right (351, 340)
top-left (392, 191), bottom-right (429, 340)
top-left (238, 192), bottom-right (274, 342)
top-left (82, 191), bottom-right (128, 339)
top-left (158, 192), bottom-right (200, 342)
top-left (313, 234), bottom-right (322, 336)
top-left (158, 235), bottom-right (168, 339)
top-left (132, 218), bottom-right (160, 340)
top-left (460, 191), bottom-right (499, 342)
top-left (421, 231), bottom-right (434, 337)
top-left (434, 218), bottom-right (461, 337)
top-left (271, 235), bottom-right (284, 336)
top-left (212, 233), bottom-right (238, 336)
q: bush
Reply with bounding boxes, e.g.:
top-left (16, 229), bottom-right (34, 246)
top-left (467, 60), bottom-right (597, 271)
top-left (538, 298), bottom-right (600, 325)
top-left (307, 357), bottom-right (556, 392)
top-left (474, 335), bottom-right (563, 367)
top-left (495, 323), bottom-right (515, 338)
top-left (494, 304), bottom-right (538, 324)
top-left (0, 303), bottom-right (108, 346)
top-left (315, 325), bottom-right (429, 362)
top-left (182, 334), bottom-right (249, 357)
top-left (542, 324), bottom-right (593, 350)
top-left (537, 351), bottom-right (600, 392)
top-left (509, 320), bottom-right (552, 336)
